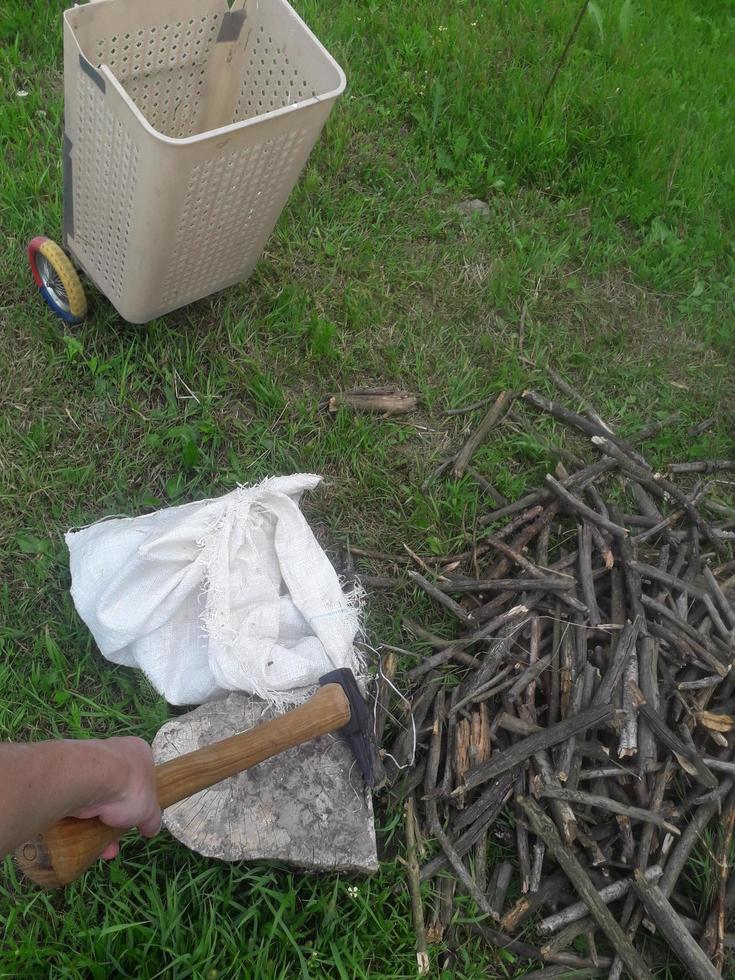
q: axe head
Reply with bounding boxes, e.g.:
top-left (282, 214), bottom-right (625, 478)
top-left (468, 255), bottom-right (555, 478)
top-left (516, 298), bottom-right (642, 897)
top-left (319, 668), bottom-right (376, 787)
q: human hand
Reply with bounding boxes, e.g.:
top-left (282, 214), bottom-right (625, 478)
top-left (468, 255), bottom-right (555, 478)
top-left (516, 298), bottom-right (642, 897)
top-left (70, 736), bottom-right (161, 859)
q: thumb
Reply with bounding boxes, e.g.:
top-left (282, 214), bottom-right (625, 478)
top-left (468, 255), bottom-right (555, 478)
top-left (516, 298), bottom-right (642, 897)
top-left (137, 809), bottom-right (162, 839)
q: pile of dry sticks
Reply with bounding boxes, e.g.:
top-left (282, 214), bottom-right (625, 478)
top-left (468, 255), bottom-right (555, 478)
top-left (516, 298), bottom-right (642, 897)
top-left (359, 380), bottom-right (735, 979)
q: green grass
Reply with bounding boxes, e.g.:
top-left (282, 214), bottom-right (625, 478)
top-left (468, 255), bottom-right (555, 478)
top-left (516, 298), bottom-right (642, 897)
top-left (1, 0), bottom-right (734, 975)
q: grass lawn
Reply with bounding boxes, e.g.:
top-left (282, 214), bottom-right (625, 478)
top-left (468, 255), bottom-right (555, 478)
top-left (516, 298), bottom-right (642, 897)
top-left (1, 0), bottom-right (734, 976)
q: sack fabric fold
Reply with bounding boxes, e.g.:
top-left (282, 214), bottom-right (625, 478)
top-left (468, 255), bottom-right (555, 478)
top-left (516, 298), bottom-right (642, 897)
top-left (66, 475), bottom-right (361, 706)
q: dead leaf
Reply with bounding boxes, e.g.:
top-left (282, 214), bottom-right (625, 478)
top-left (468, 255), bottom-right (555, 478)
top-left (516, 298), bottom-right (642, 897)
top-left (673, 752), bottom-right (699, 777)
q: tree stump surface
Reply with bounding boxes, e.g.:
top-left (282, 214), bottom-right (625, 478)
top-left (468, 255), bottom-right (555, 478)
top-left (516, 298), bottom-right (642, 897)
top-left (152, 692), bottom-right (378, 874)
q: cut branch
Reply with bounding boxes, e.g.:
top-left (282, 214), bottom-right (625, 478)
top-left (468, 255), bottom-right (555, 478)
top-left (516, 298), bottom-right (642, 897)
top-left (457, 704), bottom-right (616, 793)
top-left (452, 390), bottom-right (513, 478)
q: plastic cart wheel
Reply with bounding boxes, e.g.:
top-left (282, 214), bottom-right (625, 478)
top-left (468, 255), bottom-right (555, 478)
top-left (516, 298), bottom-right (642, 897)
top-left (28, 237), bottom-right (87, 325)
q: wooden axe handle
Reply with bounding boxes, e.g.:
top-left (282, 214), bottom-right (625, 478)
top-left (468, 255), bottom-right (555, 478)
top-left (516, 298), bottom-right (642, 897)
top-left (16, 683), bottom-right (351, 889)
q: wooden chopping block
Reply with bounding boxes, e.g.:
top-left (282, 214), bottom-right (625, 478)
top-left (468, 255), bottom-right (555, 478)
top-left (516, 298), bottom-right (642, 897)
top-left (152, 692), bottom-right (379, 874)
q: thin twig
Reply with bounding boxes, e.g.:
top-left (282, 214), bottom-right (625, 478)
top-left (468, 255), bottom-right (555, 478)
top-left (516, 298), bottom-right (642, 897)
top-left (537, 0), bottom-right (591, 119)
top-left (405, 796), bottom-right (429, 975)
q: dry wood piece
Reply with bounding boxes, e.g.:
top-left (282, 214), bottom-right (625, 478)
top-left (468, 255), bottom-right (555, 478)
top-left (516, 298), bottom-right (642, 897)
top-left (578, 521), bottom-right (601, 625)
top-left (440, 575), bottom-right (574, 593)
top-left (530, 840), bottom-right (545, 892)
top-left (522, 389), bottom-right (645, 465)
top-left (559, 626), bottom-right (576, 718)
top-left (507, 651), bottom-right (554, 703)
top-left (533, 748), bottom-right (577, 845)
top-left (637, 634), bottom-right (659, 775)
top-left (469, 703), bottom-right (491, 780)
top-left (483, 504), bottom-right (561, 584)
top-left (696, 710), bottom-right (735, 734)
top-left (408, 570), bottom-right (475, 625)
top-left (549, 609), bottom-right (562, 727)
top-left (459, 704), bottom-right (616, 792)
top-left (523, 965), bottom-right (607, 980)
top-left (468, 919), bottom-right (611, 970)
top-left (544, 366), bottom-right (614, 435)
top-left (427, 874), bottom-right (455, 944)
top-left (500, 871), bottom-right (569, 933)
top-left (373, 650), bottom-right (397, 746)
top-left (536, 787), bottom-right (679, 834)
top-left (701, 787), bottom-right (735, 970)
top-left (507, 406), bottom-right (584, 468)
top-left (556, 671), bottom-right (583, 783)
top-left (636, 699), bottom-right (719, 790)
top-left (328, 387), bottom-right (417, 415)
top-left (526, 615), bottom-right (542, 720)
top-left (619, 641), bottom-right (639, 759)
top-left (630, 560), bottom-right (708, 600)
top-left (443, 395), bottom-right (496, 417)
top-left (466, 469), bottom-right (509, 507)
top-left (703, 564), bottom-right (735, 630)
top-left (427, 800), bottom-right (496, 918)
top-left (405, 645), bottom-right (479, 681)
top-left (453, 717), bottom-right (471, 810)
top-left (540, 915), bottom-right (597, 959)
top-left (488, 859), bottom-right (513, 918)
top-left (632, 872), bottom-right (721, 980)
top-left (404, 796), bottom-right (429, 975)
top-left (473, 833), bottom-right (488, 893)
top-left (545, 474), bottom-right (629, 538)
top-left (424, 688), bottom-right (445, 798)
top-left (480, 490), bottom-right (549, 525)
top-left (475, 534), bottom-right (585, 615)
top-left (669, 460), bottom-right (735, 474)
top-left (591, 617), bottom-right (641, 707)
top-left (369, 393), bottom-right (735, 977)
top-left (517, 769), bottom-right (532, 893)
top-left (518, 797), bottom-right (655, 980)
top-left (452, 390), bottom-right (513, 477)
top-left (419, 771), bottom-right (515, 881)
top-left (660, 780), bottom-right (733, 899)
top-left (537, 866), bottom-right (663, 935)
top-left (647, 619), bottom-right (729, 679)
top-left (348, 572), bottom-right (397, 591)
top-left (593, 435), bottom-right (726, 554)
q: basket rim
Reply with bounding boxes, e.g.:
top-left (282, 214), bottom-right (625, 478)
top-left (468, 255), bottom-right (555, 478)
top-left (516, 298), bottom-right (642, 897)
top-left (64, 0), bottom-right (346, 146)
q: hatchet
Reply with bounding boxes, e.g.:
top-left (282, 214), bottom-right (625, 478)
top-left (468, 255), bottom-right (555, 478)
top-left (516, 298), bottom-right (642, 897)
top-left (16, 668), bottom-right (375, 889)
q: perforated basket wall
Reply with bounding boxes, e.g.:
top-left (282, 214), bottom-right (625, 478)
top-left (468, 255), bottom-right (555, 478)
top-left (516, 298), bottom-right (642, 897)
top-left (62, 0), bottom-right (345, 322)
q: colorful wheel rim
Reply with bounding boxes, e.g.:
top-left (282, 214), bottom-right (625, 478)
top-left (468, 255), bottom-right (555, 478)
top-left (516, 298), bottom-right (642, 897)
top-left (28, 237), bottom-right (87, 324)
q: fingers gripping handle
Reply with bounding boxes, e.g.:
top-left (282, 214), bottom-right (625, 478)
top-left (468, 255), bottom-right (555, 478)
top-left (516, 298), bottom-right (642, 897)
top-left (16, 683), bottom-right (352, 888)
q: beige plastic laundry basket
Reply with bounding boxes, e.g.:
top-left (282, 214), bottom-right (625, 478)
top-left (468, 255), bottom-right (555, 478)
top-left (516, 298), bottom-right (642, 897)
top-left (60, 0), bottom-right (345, 323)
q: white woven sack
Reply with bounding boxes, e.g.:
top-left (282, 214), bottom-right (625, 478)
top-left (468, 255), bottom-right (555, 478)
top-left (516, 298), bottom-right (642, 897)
top-left (65, 475), bottom-right (362, 706)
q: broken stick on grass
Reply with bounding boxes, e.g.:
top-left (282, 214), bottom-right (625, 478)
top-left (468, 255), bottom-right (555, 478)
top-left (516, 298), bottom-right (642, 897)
top-left (452, 389), bottom-right (513, 478)
top-left (328, 388), bottom-right (417, 415)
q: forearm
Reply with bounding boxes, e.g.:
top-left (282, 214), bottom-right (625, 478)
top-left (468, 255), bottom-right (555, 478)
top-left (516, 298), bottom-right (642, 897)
top-left (0, 740), bottom-right (139, 858)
